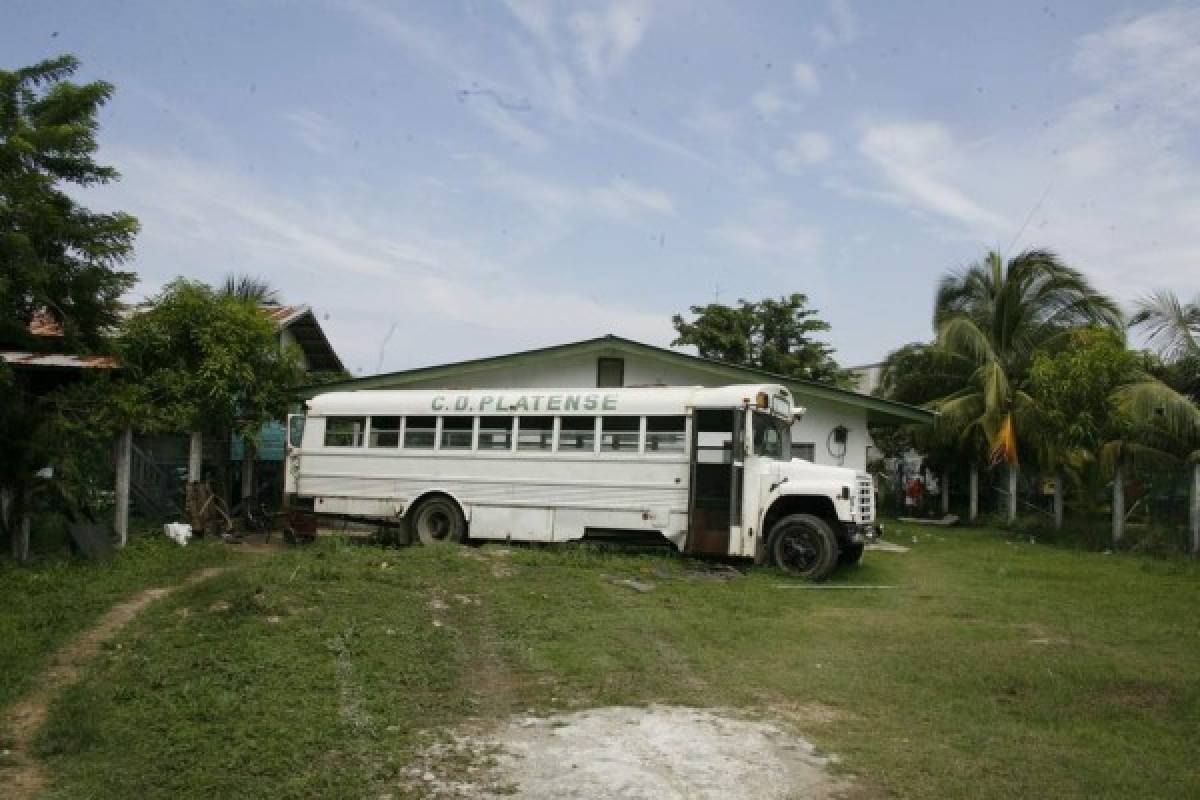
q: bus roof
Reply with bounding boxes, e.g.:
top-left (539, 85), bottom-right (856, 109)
top-left (307, 384), bottom-right (793, 417)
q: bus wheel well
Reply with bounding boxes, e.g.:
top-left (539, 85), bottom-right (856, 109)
top-left (407, 492), bottom-right (468, 536)
top-left (763, 495), bottom-right (838, 535)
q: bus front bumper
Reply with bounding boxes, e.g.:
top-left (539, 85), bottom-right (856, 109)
top-left (845, 522), bottom-right (883, 544)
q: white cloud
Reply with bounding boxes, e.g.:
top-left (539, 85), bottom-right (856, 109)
top-left (751, 87), bottom-right (786, 118)
top-left (714, 199), bottom-right (822, 265)
top-left (589, 178), bottom-right (676, 218)
top-left (792, 62), bottom-right (821, 95)
top-left (503, 0), bottom-right (555, 48)
top-left (91, 150), bottom-right (675, 372)
top-left (812, 0), bottom-right (859, 49)
top-left (569, 0), bottom-right (652, 79)
top-left (774, 131), bottom-right (833, 172)
top-left (283, 109), bottom-right (342, 156)
top-left (858, 121), bottom-right (1009, 234)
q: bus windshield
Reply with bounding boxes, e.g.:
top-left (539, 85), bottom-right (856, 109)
top-left (752, 412), bottom-right (790, 460)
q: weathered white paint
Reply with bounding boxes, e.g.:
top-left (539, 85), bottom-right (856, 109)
top-left (114, 427), bottom-right (132, 547)
top-left (295, 384), bottom-right (873, 559)
top-left (389, 350), bottom-right (872, 471)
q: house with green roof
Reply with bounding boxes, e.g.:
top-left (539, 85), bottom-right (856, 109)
top-left (298, 335), bottom-right (931, 472)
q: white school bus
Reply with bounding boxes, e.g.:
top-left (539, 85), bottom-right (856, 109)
top-left (285, 384), bottom-right (879, 579)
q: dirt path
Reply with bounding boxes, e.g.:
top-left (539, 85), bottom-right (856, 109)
top-left (1, 566), bottom-right (231, 800)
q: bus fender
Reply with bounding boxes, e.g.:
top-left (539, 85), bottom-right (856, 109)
top-left (403, 489), bottom-right (471, 522)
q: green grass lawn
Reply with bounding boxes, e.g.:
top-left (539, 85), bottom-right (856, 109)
top-left (10, 524), bottom-right (1200, 799)
top-left (0, 534), bottom-right (236, 713)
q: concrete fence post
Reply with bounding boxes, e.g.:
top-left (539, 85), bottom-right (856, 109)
top-left (113, 426), bottom-right (132, 547)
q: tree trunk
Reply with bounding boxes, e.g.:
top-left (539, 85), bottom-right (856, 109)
top-left (113, 427), bottom-right (132, 547)
top-left (941, 471), bottom-right (950, 516)
top-left (969, 463), bottom-right (979, 523)
top-left (1007, 463), bottom-right (1018, 525)
top-left (1112, 464), bottom-right (1125, 546)
top-left (1190, 462), bottom-right (1199, 556)
top-left (1053, 473), bottom-right (1064, 532)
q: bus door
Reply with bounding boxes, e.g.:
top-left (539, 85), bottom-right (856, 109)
top-left (686, 409), bottom-right (744, 556)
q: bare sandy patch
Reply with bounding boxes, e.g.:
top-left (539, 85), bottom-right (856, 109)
top-left (406, 705), bottom-right (862, 799)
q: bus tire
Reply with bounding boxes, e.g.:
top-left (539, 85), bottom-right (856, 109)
top-left (768, 514), bottom-right (838, 581)
top-left (411, 496), bottom-right (467, 545)
top-left (838, 542), bottom-right (865, 566)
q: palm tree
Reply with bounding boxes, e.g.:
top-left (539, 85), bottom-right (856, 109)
top-left (220, 274), bottom-right (280, 305)
top-left (1130, 290), bottom-right (1200, 362)
top-left (932, 249), bottom-right (1122, 524)
top-left (1129, 290), bottom-right (1200, 551)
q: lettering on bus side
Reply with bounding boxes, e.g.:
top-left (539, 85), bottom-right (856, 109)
top-left (429, 392), bottom-right (620, 413)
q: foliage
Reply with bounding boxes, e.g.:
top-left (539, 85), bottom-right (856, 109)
top-left (672, 293), bottom-right (844, 384)
top-left (220, 273), bottom-right (280, 305)
top-left (1026, 328), bottom-right (1142, 472)
top-left (932, 248), bottom-right (1121, 466)
top-left (0, 55), bottom-right (137, 550)
top-left (871, 342), bottom-right (976, 466)
top-left (115, 280), bottom-right (304, 440)
top-left (0, 54), bottom-right (138, 353)
top-left (1130, 289), bottom-right (1200, 364)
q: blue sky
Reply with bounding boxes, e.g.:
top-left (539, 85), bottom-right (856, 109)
top-left (5, 1), bottom-right (1199, 375)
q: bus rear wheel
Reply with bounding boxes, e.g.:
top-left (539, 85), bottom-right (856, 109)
top-left (768, 513), bottom-right (838, 581)
top-left (411, 496), bottom-right (466, 545)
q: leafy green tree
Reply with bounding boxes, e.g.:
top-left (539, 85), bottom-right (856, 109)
top-left (116, 280), bottom-right (304, 507)
top-left (220, 273), bottom-right (280, 305)
top-left (932, 249), bottom-right (1121, 524)
top-left (0, 55), bottom-right (138, 352)
top-left (672, 293), bottom-right (844, 384)
top-left (1, 55), bottom-right (138, 559)
top-left (1130, 290), bottom-right (1200, 364)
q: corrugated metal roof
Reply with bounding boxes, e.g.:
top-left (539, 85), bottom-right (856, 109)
top-left (1, 352), bottom-right (118, 369)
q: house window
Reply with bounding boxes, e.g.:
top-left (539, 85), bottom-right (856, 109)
top-left (596, 357), bottom-right (624, 388)
top-left (792, 443), bottom-right (816, 462)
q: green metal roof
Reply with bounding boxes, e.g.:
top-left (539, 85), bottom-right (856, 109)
top-left (296, 334), bottom-right (933, 425)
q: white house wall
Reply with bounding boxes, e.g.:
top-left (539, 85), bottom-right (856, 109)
top-left (391, 348), bottom-right (870, 471)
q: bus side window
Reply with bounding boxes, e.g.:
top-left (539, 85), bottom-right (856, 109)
top-left (324, 416), bottom-right (366, 447)
top-left (478, 416), bottom-right (514, 450)
top-left (369, 416), bottom-right (401, 447)
top-left (517, 416), bottom-right (554, 451)
top-left (558, 416), bottom-right (596, 451)
top-left (404, 416), bottom-right (436, 449)
top-left (646, 415), bottom-right (685, 452)
top-left (601, 416), bottom-right (639, 452)
top-left (440, 417), bottom-right (473, 450)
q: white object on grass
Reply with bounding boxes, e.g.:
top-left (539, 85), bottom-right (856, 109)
top-left (164, 522), bottom-right (192, 546)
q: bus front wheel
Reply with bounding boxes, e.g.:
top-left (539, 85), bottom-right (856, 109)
top-left (411, 496), bottom-right (467, 545)
top-left (768, 514), bottom-right (838, 581)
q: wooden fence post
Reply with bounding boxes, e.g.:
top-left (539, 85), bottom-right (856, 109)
top-left (113, 427), bottom-right (132, 547)
top-left (1190, 462), bottom-right (1198, 556)
top-left (1053, 473), bottom-right (1064, 531)
top-left (969, 463), bottom-right (979, 523)
top-left (1007, 464), bottom-right (1018, 525)
top-left (1112, 463), bottom-right (1125, 546)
